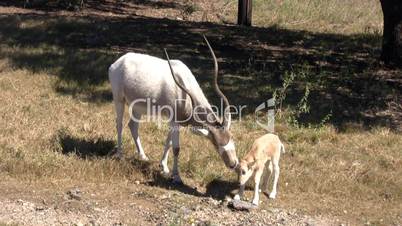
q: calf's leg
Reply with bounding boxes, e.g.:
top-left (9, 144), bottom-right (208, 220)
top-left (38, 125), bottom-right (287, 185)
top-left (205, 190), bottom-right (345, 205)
top-left (252, 167), bottom-right (264, 205)
top-left (263, 161), bottom-right (273, 196)
top-left (269, 157), bottom-right (280, 199)
top-left (234, 168), bottom-right (254, 200)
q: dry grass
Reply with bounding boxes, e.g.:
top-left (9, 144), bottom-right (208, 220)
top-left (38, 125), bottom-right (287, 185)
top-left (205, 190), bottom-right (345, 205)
top-left (0, 1), bottom-right (401, 225)
top-left (252, 0), bottom-right (383, 34)
top-left (192, 0), bottom-right (383, 34)
top-left (1, 53), bottom-right (401, 224)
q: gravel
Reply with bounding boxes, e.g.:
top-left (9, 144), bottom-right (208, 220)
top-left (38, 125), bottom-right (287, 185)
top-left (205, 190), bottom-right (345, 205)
top-left (0, 188), bottom-right (337, 226)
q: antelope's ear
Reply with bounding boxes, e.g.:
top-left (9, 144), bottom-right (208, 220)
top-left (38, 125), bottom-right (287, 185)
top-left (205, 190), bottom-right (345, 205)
top-left (247, 161), bottom-right (255, 171)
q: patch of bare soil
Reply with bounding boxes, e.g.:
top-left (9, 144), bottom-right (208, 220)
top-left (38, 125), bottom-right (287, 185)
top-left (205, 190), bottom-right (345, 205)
top-left (0, 177), bottom-right (337, 225)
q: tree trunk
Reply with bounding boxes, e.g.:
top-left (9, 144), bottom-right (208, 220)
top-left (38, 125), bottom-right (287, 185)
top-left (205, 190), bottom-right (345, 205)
top-left (379, 0), bottom-right (402, 66)
top-left (238, 0), bottom-right (252, 26)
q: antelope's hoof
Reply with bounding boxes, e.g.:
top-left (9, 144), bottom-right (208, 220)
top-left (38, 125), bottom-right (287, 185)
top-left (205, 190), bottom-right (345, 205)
top-left (159, 163), bottom-right (170, 175)
top-left (269, 192), bottom-right (276, 199)
top-left (139, 154), bottom-right (149, 161)
top-left (252, 199), bottom-right (259, 206)
top-left (110, 148), bottom-right (123, 160)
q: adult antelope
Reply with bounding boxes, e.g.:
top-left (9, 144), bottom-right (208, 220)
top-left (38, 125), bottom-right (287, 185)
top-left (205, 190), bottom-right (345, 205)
top-left (108, 36), bottom-right (238, 183)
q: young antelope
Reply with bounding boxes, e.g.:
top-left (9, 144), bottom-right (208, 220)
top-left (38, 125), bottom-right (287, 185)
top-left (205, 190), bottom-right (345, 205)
top-left (234, 133), bottom-right (285, 206)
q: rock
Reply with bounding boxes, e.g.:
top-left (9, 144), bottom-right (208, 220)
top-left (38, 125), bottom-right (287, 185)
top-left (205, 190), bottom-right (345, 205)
top-left (191, 205), bottom-right (201, 211)
top-left (228, 199), bottom-right (258, 211)
top-left (180, 206), bottom-right (191, 216)
top-left (224, 196), bottom-right (232, 202)
top-left (160, 193), bottom-right (171, 200)
top-left (35, 206), bottom-right (46, 211)
top-left (89, 220), bottom-right (98, 226)
top-left (93, 207), bottom-right (103, 212)
top-left (202, 197), bottom-right (220, 206)
top-left (67, 188), bottom-right (82, 200)
top-left (304, 221), bottom-right (313, 226)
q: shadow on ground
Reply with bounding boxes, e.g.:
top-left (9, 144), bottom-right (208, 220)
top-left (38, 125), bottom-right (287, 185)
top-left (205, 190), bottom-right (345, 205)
top-left (205, 179), bottom-right (239, 200)
top-left (57, 129), bottom-right (115, 158)
top-left (0, 6), bottom-right (400, 129)
top-left (146, 174), bottom-right (240, 200)
top-left (0, 0), bottom-right (185, 12)
top-left (146, 174), bottom-right (205, 197)
top-left (54, 128), bottom-right (236, 198)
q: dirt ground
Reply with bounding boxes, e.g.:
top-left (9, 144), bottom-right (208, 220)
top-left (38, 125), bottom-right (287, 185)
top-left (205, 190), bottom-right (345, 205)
top-left (0, 1), bottom-right (401, 226)
top-left (0, 176), bottom-right (340, 226)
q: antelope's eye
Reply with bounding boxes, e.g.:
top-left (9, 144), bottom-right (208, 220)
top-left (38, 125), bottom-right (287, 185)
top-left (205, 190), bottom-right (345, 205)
top-left (241, 169), bottom-right (246, 175)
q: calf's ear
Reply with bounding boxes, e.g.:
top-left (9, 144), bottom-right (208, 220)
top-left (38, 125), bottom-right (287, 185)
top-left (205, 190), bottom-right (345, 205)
top-left (247, 162), bottom-right (255, 170)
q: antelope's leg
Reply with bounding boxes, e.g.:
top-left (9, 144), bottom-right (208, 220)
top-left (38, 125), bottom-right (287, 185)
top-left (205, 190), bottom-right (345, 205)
top-left (113, 100), bottom-right (125, 158)
top-left (128, 114), bottom-right (148, 161)
top-left (160, 129), bottom-right (172, 174)
top-left (171, 123), bottom-right (182, 184)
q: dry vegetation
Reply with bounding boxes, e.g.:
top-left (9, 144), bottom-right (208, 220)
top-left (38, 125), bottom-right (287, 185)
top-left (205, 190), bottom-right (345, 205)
top-left (0, 0), bottom-right (401, 225)
top-left (250, 0), bottom-right (382, 34)
top-left (142, 0), bottom-right (383, 34)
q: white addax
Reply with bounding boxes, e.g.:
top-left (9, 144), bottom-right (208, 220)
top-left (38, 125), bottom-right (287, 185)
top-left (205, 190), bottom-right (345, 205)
top-left (108, 36), bottom-right (238, 183)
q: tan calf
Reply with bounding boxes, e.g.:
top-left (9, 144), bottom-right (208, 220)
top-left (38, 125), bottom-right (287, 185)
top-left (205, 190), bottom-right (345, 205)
top-left (234, 133), bottom-right (285, 206)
